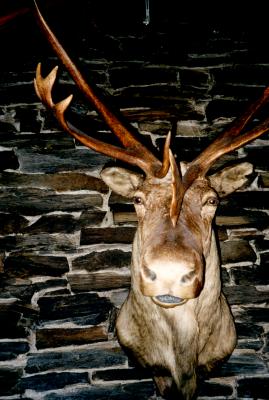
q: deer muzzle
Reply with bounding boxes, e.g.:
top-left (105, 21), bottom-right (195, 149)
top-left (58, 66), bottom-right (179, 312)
top-left (140, 260), bottom-right (203, 307)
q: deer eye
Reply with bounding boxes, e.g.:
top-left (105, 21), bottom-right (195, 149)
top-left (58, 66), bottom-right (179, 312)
top-left (206, 197), bottom-right (219, 206)
top-left (133, 196), bottom-right (143, 205)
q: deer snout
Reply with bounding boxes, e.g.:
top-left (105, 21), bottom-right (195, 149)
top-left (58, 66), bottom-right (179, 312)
top-left (140, 260), bottom-right (203, 305)
top-left (143, 264), bottom-right (195, 284)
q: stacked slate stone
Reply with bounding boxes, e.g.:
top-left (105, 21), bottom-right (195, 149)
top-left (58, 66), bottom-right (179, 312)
top-left (0, 1), bottom-right (269, 399)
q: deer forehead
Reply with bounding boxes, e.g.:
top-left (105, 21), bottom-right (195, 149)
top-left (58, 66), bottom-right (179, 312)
top-left (136, 178), bottom-right (216, 252)
top-left (184, 179), bottom-right (217, 204)
top-left (138, 177), bottom-right (214, 207)
top-left (137, 181), bottom-right (172, 204)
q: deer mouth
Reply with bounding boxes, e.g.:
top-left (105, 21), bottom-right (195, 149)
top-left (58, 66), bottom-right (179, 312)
top-left (152, 294), bottom-right (186, 308)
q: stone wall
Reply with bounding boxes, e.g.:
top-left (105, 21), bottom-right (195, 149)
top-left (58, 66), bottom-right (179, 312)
top-left (0, 2), bottom-right (268, 399)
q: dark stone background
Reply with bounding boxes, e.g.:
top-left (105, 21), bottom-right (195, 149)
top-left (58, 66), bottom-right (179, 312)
top-left (0, 1), bottom-right (268, 398)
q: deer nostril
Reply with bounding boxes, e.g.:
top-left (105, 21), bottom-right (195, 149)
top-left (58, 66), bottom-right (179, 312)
top-left (181, 270), bottom-right (196, 284)
top-left (143, 265), bottom-right (157, 281)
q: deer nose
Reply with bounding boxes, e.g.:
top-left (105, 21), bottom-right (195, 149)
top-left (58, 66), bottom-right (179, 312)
top-left (140, 260), bottom-right (203, 302)
top-left (143, 265), bottom-right (157, 281)
top-left (180, 270), bottom-right (196, 284)
top-left (142, 263), bottom-right (196, 285)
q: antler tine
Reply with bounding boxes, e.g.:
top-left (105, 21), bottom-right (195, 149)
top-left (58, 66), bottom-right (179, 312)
top-left (183, 86), bottom-right (269, 187)
top-left (35, 63), bottom-right (166, 168)
top-left (169, 150), bottom-right (184, 227)
top-left (34, 63), bottom-right (59, 107)
top-left (155, 131), bottom-right (171, 178)
top-left (33, 0), bottom-right (169, 177)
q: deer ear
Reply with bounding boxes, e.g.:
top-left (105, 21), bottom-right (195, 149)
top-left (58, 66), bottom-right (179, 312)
top-left (101, 167), bottom-right (144, 198)
top-left (209, 162), bottom-right (253, 197)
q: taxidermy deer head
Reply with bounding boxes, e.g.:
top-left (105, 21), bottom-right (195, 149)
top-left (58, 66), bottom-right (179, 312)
top-left (30, 1), bottom-right (269, 398)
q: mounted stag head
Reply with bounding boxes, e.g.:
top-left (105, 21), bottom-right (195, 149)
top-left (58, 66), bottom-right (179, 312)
top-left (32, 1), bottom-right (269, 398)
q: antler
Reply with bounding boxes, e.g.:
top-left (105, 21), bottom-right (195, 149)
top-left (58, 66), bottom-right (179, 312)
top-left (33, 0), bottom-right (170, 178)
top-left (166, 88), bottom-right (269, 226)
top-left (0, 7), bottom-right (30, 28)
top-left (169, 150), bottom-right (184, 227)
top-left (183, 87), bottom-right (269, 188)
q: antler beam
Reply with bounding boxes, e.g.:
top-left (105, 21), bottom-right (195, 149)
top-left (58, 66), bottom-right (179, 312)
top-left (33, 0), bottom-right (171, 179)
top-left (183, 87), bottom-right (269, 188)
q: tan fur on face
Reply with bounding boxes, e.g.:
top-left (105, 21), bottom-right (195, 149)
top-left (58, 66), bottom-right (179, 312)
top-left (101, 163), bottom-right (251, 398)
top-left (133, 177), bottom-right (218, 301)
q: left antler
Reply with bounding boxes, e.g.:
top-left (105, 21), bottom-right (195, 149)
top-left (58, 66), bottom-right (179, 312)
top-left (0, 7), bottom-right (30, 28)
top-left (33, 0), bottom-right (171, 179)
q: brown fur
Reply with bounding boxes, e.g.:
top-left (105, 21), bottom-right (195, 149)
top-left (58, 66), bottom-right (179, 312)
top-left (109, 173), bottom-right (239, 399)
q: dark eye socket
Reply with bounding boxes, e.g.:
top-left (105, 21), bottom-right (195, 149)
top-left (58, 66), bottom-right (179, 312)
top-left (133, 196), bottom-right (143, 205)
top-left (206, 197), bottom-right (219, 206)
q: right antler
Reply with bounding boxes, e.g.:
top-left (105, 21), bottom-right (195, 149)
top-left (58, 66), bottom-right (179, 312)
top-left (182, 87), bottom-right (269, 190)
top-left (33, 1), bottom-right (171, 179)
